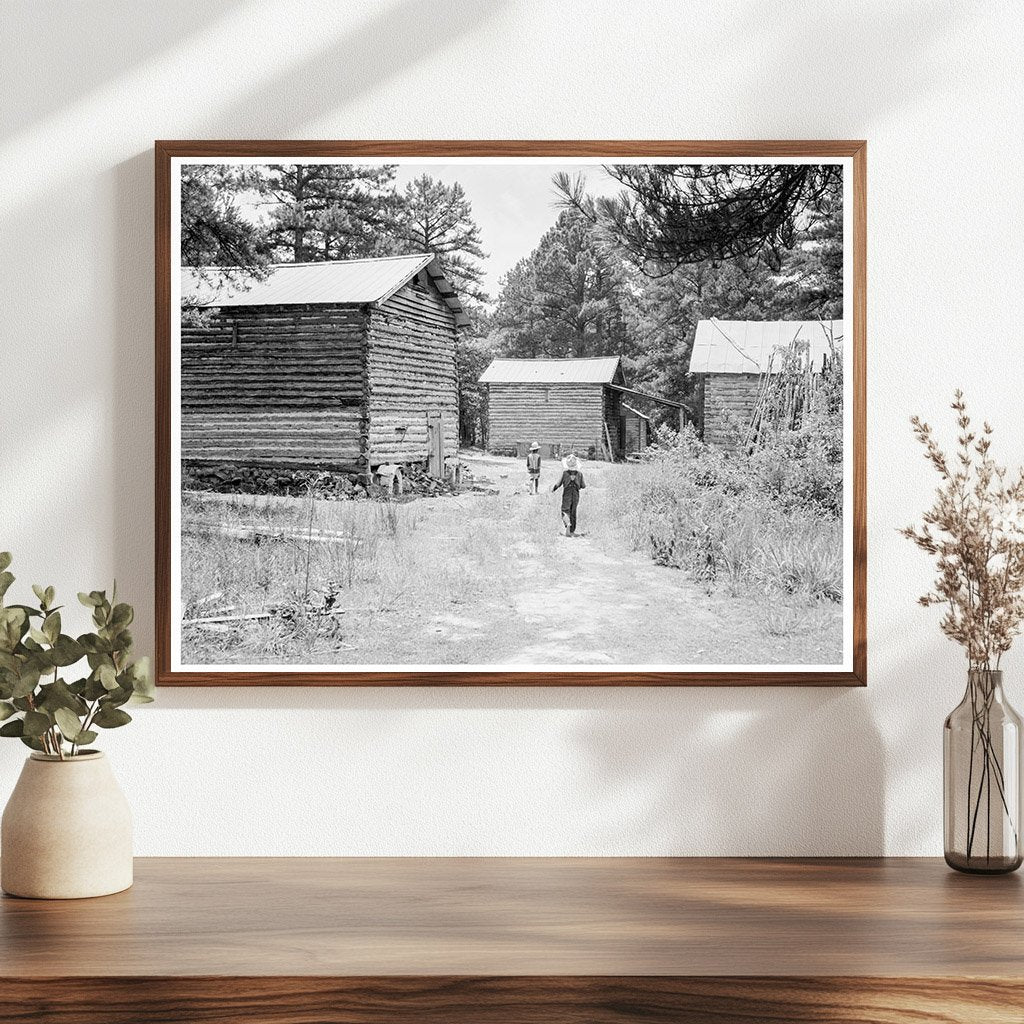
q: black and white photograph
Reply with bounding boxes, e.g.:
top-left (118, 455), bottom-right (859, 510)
top-left (167, 149), bottom-right (857, 678)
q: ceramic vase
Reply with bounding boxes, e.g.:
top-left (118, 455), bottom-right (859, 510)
top-left (1, 751), bottom-right (133, 898)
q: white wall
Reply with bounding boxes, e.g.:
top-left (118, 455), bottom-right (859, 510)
top-left (1, 0), bottom-right (1022, 856)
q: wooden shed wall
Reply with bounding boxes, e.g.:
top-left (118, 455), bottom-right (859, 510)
top-left (623, 415), bottom-right (649, 454)
top-left (702, 372), bottom-right (760, 449)
top-left (365, 281), bottom-right (458, 465)
top-left (180, 304), bottom-right (367, 470)
top-left (487, 383), bottom-right (610, 454)
top-left (602, 387), bottom-right (623, 455)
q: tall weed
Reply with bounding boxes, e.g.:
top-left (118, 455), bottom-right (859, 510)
top-left (612, 425), bottom-right (842, 604)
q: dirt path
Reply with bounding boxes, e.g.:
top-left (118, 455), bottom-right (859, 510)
top-left (418, 454), bottom-right (841, 668)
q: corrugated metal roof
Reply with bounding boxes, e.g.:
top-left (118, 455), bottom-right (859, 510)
top-left (621, 402), bottom-right (651, 420)
top-left (479, 357), bottom-right (622, 384)
top-left (181, 253), bottom-right (469, 326)
top-left (689, 319), bottom-right (843, 374)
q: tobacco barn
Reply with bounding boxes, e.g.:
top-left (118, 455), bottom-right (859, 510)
top-left (688, 319), bottom-right (843, 448)
top-left (180, 253), bottom-right (467, 477)
top-left (480, 357), bottom-right (680, 460)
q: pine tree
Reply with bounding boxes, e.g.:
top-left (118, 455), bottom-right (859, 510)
top-left (396, 174), bottom-right (488, 303)
top-left (262, 163), bottom-right (399, 263)
top-left (491, 210), bottom-right (632, 359)
top-left (180, 164), bottom-right (271, 277)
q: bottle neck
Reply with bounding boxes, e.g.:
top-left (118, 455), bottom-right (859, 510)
top-left (968, 668), bottom-right (1005, 703)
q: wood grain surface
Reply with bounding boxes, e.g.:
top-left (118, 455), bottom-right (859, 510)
top-left (2, 857), bottom-right (1020, 1023)
top-left (155, 139), bottom-right (867, 687)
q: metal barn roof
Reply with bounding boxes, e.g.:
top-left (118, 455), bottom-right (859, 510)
top-left (689, 320), bottom-right (843, 374)
top-left (479, 357), bottom-right (622, 385)
top-left (181, 253), bottom-right (469, 326)
top-left (621, 402), bottom-right (651, 421)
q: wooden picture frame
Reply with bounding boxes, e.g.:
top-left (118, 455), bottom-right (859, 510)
top-left (156, 140), bottom-right (866, 686)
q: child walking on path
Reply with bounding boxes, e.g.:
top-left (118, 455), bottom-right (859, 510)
top-left (552, 454), bottom-right (586, 535)
top-left (526, 442), bottom-right (542, 495)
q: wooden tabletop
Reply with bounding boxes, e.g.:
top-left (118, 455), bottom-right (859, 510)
top-left (1, 856), bottom-right (1022, 978)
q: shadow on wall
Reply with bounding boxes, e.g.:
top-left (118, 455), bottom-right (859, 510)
top-left (1, 1), bottom-right (244, 138)
top-left (572, 687), bottom-right (885, 856)
top-left (147, 682), bottom-right (886, 856)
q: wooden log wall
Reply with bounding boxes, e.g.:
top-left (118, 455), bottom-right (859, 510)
top-left (366, 281), bottom-right (458, 466)
top-left (180, 304), bottom-right (368, 470)
top-left (702, 372), bottom-right (759, 450)
top-left (487, 383), bottom-right (608, 454)
top-left (623, 415), bottom-right (648, 455)
top-left (602, 387), bottom-right (623, 457)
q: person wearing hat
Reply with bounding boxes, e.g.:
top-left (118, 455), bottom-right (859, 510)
top-left (525, 442), bottom-right (542, 495)
top-left (552, 453), bottom-right (586, 536)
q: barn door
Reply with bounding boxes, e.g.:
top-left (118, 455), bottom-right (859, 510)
top-left (426, 411), bottom-right (444, 478)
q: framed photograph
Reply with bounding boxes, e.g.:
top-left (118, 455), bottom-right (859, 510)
top-left (155, 141), bottom-right (865, 686)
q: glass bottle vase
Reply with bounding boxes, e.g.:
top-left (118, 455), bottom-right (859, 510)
top-left (944, 669), bottom-right (1023, 873)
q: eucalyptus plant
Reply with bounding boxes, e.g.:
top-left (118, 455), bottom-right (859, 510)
top-left (0, 553), bottom-right (153, 759)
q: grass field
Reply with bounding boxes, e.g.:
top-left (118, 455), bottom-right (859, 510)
top-left (180, 455), bottom-right (843, 668)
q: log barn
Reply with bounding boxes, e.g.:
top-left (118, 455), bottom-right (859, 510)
top-left (688, 319), bottom-right (843, 449)
top-left (480, 357), bottom-right (628, 459)
top-left (180, 254), bottom-right (467, 477)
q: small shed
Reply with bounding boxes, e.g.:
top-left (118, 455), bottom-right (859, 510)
top-left (180, 253), bottom-right (467, 477)
top-left (479, 357), bottom-right (627, 459)
top-left (688, 319), bottom-right (843, 448)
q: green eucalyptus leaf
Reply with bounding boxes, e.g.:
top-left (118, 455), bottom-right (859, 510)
top-left (19, 734), bottom-right (45, 752)
top-left (42, 611), bottom-right (60, 644)
top-left (110, 603), bottom-right (133, 629)
top-left (12, 697), bottom-right (33, 712)
top-left (0, 651), bottom-right (18, 674)
top-left (0, 718), bottom-right (24, 738)
top-left (37, 679), bottom-right (88, 716)
top-left (127, 657), bottom-right (154, 702)
top-left (0, 552), bottom-right (11, 573)
top-left (104, 685), bottom-right (132, 708)
top-left (49, 635), bottom-right (85, 667)
top-left (44, 586), bottom-right (55, 608)
top-left (22, 710), bottom-right (50, 738)
top-left (31, 584), bottom-right (47, 608)
top-left (0, 607), bottom-right (27, 651)
top-left (11, 666), bottom-right (41, 699)
top-left (8, 604), bottom-right (43, 619)
top-left (53, 707), bottom-right (85, 741)
top-left (0, 701), bottom-right (15, 721)
top-left (75, 730), bottom-right (98, 746)
top-left (113, 628), bottom-right (134, 653)
top-left (93, 705), bottom-right (132, 729)
top-left (83, 675), bottom-right (108, 701)
top-left (78, 592), bottom-right (100, 608)
top-left (98, 664), bottom-right (118, 690)
top-left (80, 635), bottom-right (112, 656)
top-left (0, 572), bottom-right (14, 601)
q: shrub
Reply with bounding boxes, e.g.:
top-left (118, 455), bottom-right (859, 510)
top-left (611, 423), bottom-right (842, 603)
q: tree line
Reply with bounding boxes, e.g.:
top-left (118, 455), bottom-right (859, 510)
top-left (181, 162), bottom-right (843, 444)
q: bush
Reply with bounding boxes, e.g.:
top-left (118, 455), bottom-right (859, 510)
top-left (612, 424), bottom-right (842, 602)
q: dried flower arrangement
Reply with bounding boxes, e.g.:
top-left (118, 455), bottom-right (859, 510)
top-left (903, 391), bottom-right (1024, 870)
top-left (902, 391), bottom-right (1024, 668)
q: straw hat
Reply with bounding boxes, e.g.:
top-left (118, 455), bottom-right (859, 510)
top-left (529, 442), bottom-right (540, 451)
top-left (565, 454), bottom-right (579, 471)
